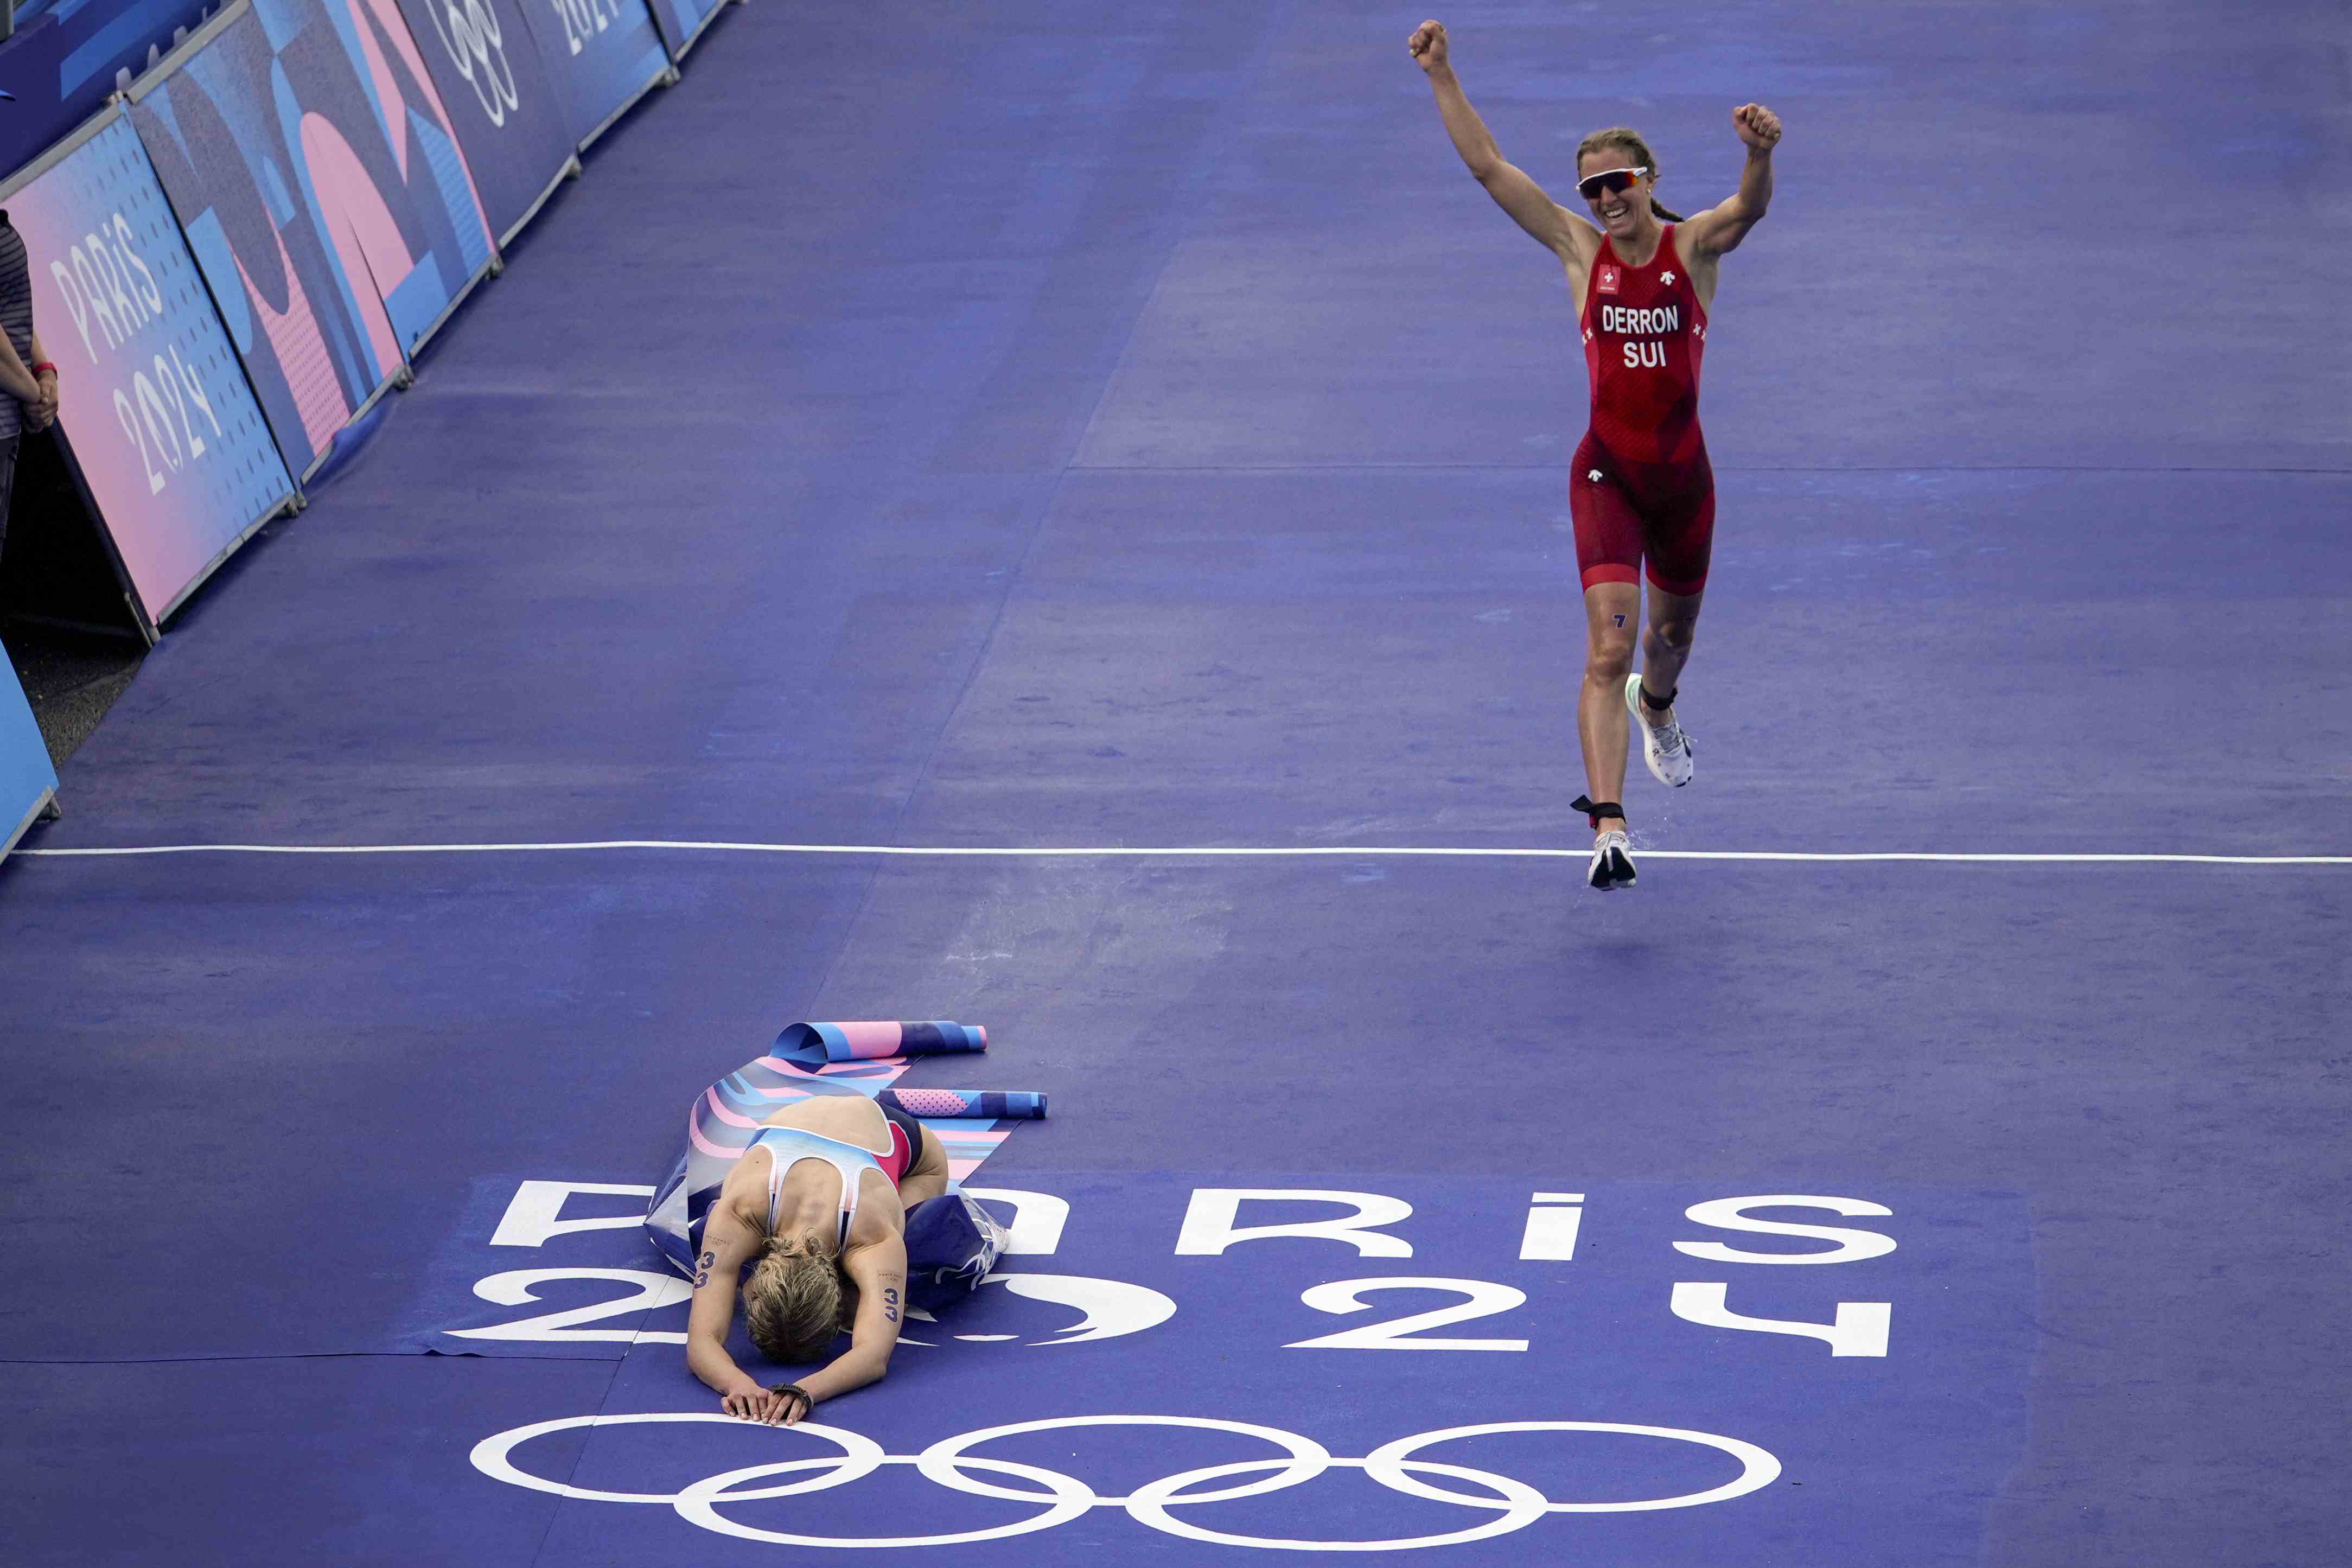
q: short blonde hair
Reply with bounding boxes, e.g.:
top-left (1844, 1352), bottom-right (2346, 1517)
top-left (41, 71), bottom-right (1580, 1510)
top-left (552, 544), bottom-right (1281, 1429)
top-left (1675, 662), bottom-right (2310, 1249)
top-left (742, 1234), bottom-right (842, 1363)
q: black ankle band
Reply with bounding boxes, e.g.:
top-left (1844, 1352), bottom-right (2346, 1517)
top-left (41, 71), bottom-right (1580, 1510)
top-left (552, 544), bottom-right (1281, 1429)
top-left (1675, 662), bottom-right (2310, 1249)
top-left (1638, 679), bottom-right (1676, 712)
top-left (1570, 795), bottom-right (1624, 830)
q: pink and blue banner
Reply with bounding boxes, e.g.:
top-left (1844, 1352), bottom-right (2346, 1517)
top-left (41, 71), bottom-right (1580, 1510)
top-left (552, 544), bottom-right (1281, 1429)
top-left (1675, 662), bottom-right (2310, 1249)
top-left (0, 658), bottom-right (56, 859)
top-left (128, 0), bottom-right (500, 474)
top-left (1, 112), bottom-right (296, 622)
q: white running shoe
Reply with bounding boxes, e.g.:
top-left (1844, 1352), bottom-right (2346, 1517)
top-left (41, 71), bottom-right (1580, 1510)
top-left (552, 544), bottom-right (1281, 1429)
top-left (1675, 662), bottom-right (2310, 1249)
top-left (1624, 673), bottom-right (1694, 788)
top-left (1587, 830), bottom-right (1636, 890)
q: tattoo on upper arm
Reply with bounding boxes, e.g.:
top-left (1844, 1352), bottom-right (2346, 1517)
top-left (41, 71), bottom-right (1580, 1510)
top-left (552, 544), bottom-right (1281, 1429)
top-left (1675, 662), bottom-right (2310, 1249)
top-left (882, 1285), bottom-right (900, 1324)
top-left (695, 1250), bottom-right (713, 1290)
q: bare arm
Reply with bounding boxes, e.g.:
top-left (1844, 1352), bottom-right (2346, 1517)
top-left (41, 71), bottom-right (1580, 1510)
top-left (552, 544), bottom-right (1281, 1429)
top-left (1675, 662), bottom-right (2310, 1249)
top-left (684, 1200), bottom-right (787, 1422)
top-left (0, 330), bottom-right (39, 405)
top-left (1680, 104), bottom-right (1782, 259)
top-left (782, 1234), bottom-right (907, 1423)
top-left (1410, 21), bottom-right (1589, 262)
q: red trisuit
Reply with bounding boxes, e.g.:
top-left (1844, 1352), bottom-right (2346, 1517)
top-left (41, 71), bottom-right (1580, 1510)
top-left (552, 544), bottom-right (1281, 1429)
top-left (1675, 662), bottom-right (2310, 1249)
top-left (1570, 223), bottom-right (1715, 596)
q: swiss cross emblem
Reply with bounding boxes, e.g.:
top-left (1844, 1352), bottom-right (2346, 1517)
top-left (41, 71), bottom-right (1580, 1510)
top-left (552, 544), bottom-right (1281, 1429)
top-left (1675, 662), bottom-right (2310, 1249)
top-left (1596, 265), bottom-right (1621, 296)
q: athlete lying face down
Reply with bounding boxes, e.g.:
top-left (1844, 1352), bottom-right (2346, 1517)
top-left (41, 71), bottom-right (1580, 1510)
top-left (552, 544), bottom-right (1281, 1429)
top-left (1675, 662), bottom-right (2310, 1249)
top-left (1409, 17), bottom-right (1782, 891)
top-left (686, 1092), bottom-right (952, 1424)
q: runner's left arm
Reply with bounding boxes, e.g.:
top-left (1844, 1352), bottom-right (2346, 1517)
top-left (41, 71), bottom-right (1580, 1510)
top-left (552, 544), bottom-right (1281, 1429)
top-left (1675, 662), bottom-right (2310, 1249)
top-left (1680, 104), bottom-right (1782, 258)
top-left (782, 1234), bottom-right (908, 1423)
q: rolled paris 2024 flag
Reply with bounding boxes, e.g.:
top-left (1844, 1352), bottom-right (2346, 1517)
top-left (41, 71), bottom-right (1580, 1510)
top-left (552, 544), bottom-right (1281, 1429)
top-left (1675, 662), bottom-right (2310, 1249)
top-left (644, 1021), bottom-right (1040, 1285)
top-left (877, 1089), bottom-right (1047, 1120)
top-left (775, 1020), bottom-right (987, 1065)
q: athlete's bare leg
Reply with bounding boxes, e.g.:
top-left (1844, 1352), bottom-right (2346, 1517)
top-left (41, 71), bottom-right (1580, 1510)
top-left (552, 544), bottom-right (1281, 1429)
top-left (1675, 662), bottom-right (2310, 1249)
top-left (1635, 584), bottom-right (1705, 727)
top-left (1577, 582), bottom-right (1641, 839)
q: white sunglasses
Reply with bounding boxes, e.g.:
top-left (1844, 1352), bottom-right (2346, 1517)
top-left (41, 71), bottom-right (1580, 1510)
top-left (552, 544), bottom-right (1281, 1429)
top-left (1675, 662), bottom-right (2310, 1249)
top-left (1577, 165), bottom-right (1649, 201)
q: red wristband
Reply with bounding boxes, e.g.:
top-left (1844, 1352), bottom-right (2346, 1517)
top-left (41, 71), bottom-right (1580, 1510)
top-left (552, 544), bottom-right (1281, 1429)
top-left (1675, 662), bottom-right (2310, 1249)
top-left (30, 362), bottom-right (55, 377)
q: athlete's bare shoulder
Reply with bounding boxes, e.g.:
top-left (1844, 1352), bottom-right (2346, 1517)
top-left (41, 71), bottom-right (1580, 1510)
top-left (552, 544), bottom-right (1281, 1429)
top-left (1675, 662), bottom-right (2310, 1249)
top-left (1557, 208), bottom-right (1604, 264)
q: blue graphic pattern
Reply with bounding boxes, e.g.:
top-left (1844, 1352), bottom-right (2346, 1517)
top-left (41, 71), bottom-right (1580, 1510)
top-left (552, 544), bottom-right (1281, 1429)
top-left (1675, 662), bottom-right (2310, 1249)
top-left (410, 110), bottom-right (492, 279)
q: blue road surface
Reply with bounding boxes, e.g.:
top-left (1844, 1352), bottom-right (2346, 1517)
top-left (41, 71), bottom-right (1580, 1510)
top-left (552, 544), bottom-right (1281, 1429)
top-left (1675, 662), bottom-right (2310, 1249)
top-left (2, 1), bottom-right (2347, 1565)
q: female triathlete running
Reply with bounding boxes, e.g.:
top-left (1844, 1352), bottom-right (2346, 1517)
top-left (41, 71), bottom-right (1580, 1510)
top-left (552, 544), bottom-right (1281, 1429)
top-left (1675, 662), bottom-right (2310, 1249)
top-left (1410, 19), bottom-right (1782, 889)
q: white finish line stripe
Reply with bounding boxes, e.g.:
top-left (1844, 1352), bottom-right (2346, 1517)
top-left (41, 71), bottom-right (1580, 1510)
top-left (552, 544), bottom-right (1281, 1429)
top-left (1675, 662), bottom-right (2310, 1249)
top-left (16, 841), bottom-right (2348, 865)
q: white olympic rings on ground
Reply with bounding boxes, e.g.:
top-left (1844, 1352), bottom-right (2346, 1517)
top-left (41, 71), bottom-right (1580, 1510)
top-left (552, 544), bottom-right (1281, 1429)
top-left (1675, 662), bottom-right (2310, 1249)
top-left (470, 1411), bottom-right (1782, 1551)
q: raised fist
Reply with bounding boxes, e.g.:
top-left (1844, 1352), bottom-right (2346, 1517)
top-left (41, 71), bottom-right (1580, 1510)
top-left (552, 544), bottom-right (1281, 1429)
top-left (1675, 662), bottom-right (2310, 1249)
top-left (1407, 20), bottom-right (1449, 73)
top-left (1733, 103), bottom-right (1783, 150)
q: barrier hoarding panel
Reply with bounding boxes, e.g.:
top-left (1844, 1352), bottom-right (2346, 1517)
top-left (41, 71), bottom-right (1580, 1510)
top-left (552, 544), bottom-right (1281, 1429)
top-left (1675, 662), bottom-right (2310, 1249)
top-left (2, 112), bottom-right (297, 623)
top-left (129, 0), bottom-right (500, 475)
top-left (643, 0), bottom-right (725, 62)
top-left (506, 0), bottom-right (670, 151)
top-left (0, 658), bottom-right (56, 860)
top-left (388, 0), bottom-right (578, 245)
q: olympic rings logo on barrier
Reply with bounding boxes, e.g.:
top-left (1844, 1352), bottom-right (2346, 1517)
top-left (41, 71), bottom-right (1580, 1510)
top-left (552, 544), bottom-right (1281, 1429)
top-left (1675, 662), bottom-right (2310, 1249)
top-left (471, 1411), bottom-right (1782, 1551)
top-left (425, 0), bottom-right (521, 127)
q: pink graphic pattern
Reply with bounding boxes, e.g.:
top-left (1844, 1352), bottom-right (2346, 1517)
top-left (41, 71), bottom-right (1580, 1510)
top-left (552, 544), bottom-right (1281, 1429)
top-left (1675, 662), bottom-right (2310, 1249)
top-left (301, 112), bottom-right (411, 376)
top-left (234, 231), bottom-right (350, 454)
top-left (890, 1088), bottom-right (983, 1117)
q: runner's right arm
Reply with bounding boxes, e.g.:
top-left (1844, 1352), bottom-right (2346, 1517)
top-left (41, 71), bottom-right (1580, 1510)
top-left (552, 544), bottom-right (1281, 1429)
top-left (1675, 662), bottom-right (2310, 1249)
top-left (686, 1201), bottom-right (788, 1423)
top-left (1410, 21), bottom-right (1591, 265)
